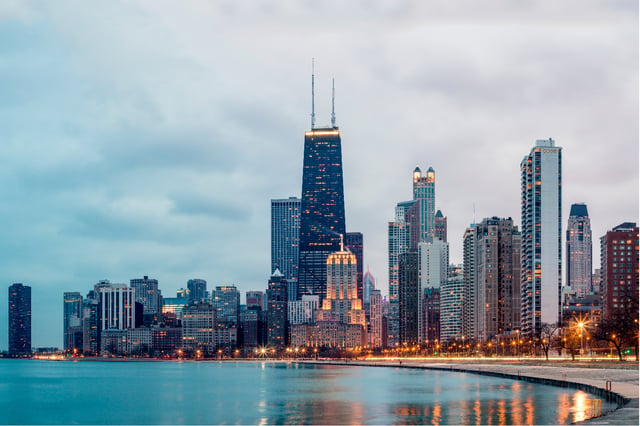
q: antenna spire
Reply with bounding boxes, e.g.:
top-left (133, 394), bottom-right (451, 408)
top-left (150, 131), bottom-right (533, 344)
top-left (311, 58), bottom-right (316, 129)
top-left (331, 78), bottom-right (336, 128)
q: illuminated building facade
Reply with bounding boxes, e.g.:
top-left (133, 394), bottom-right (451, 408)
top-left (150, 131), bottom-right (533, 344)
top-left (298, 127), bottom-right (346, 301)
top-left (182, 302), bottom-right (215, 354)
top-left (8, 283), bottom-right (31, 355)
top-left (600, 222), bottom-right (639, 320)
top-left (368, 289), bottom-right (383, 348)
top-left (212, 286), bottom-right (240, 325)
top-left (566, 203), bottom-right (592, 298)
top-left (521, 138), bottom-right (562, 337)
top-left (271, 197), bottom-right (300, 297)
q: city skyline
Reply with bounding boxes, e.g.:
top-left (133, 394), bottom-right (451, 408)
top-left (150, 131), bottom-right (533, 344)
top-left (1, 1), bottom-right (638, 349)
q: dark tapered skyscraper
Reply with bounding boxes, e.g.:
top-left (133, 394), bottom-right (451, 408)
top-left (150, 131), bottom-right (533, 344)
top-left (9, 283), bottom-right (31, 355)
top-left (298, 127), bottom-right (346, 300)
top-left (345, 232), bottom-right (364, 302)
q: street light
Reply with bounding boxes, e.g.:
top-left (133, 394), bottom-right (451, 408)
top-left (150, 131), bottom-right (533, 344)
top-left (577, 321), bottom-right (585, 355)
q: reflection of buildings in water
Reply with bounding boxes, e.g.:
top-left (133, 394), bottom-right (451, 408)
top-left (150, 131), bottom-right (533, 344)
top-left (572, 391), bottom-right (589, 424)
top-left (510, 381), bottom-right (524, 426)
top-left (557, 392), bottom-right (571, 424)
top-left (525, 394), bottom-right (535, 425)
top-left (458, 397), bottom-right (471, 425)
top-left (497, 399), bottom-right (507, 426)
top-left (473, 399), bottom-right (482, 425)
top-left (431, 403), bottom-right (442, 426)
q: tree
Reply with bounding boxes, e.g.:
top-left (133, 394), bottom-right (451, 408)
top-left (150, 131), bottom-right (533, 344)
top-left (539, 322), bottom-right (559, 361)
top-left (594, 310), bottom-right (638, 361)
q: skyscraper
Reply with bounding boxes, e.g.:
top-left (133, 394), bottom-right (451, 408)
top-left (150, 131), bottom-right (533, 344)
top-left (97, 283), bottom-right (135, 331)
top-left (63, 292), bottom-right (83, 351)
top-left (418, 239), bottom-right (449, 343)
top-left (345, 232), bottom-right (364, 301)
top-left (212, 286), bottom-right (240, 325)
top-left (441, 265), bottom-right (464, 344)
top-left (8, 283), bottom-right (31, 356)
top-left (566, 203), bottom-right (592, 298)
top-left (600, 222), bottom-right (639, 320)
top-left (187, 279), bottom-right (207, 303)
top-left (413, 165), bottom-right (436, 242)
top-left (435, 210), bottom-right (447, 242)
top-left (271, 197), bottom-right (301, 292)
top-left (465, 217), bottom-right (521, 342)
top-left (267, 270), bottom-right (288, 347)
top-left (298, 127), bottom-right (346, 300)
top-left (520, 138), bottom-right (562, 337)
top-left (387, 200), bottom-right (419, 347)
top-left (398, 250), bottom-right (420, 345)
top-left (130, 276), bottom-right (161, 314)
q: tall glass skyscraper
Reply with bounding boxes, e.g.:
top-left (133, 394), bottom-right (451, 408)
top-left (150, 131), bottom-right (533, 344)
top-left (271, 197), bottom-right (300, 293)
top-left (298, 127), bottom-right (346, 301)
top-left (520, 139), bottom-right (562, 337)
top-left (63, 291), bottom-right (83, 351)
top-left (566, 203), bottom-right (592, 298)
top-left (130, 276), bottom-right (161, 314)
top-left (8, 283), bottom-right (31, 355)
top-left (413, 165), bottom-right (436, 242)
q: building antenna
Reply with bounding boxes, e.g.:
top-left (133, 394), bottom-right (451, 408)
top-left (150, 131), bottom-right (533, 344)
top-left (311, 58), bottom-right (316, 129)
top-left (331, 78), bottom-right (336, 128)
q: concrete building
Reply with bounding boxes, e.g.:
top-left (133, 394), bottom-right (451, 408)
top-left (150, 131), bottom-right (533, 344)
top-left (368, 289), bottom-right (383, 349)
top-left (212, 286), bottom-right (240, 325)
top-left (97, 283), bottom-right (135, 331)
top-left (418, 239), bottom-right (449, 343)
top-left (288, 295), bottom-right (319, 325)
top-left (246, 291), bottom-right (264, 311)
top-left (413, 165), bottom-right (436, 242)
top-left (520, 138), bottom-right (562, 337)
top-left (566, 203), bottom-right (593, 298)
top-left (267, 270), bottom-right (288, 347)
top-left (182, 302), bottom-right (215, 354)
top-left (441, 265), bottom-right (464, 344)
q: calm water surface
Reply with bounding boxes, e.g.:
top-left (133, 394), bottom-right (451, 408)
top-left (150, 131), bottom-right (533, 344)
top-left (0, 359), bottom-right (615, 424)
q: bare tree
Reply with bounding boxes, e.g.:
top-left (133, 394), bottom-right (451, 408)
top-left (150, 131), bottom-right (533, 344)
top-left (539, 323), bottom-right (559, 361)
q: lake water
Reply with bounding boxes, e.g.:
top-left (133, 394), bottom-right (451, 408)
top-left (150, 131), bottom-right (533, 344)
top-left (0, 359), bottom-right (616, 424)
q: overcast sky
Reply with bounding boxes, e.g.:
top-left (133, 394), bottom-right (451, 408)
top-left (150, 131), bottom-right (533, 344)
top-left (1, 1), bottom-right (637, 349)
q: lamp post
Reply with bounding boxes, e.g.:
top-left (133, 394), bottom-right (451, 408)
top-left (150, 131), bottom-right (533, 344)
top-left (578, 321), bottom-right (584, 355)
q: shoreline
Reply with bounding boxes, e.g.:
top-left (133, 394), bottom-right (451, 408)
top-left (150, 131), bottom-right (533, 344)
top-left (296, 359), bottom-right (639, 425)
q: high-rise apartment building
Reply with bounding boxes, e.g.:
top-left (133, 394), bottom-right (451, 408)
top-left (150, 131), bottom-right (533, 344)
top-left (413, 165), bottom-right (436, 242)
top-left (271, 197), bottom-right (301, 291)
top-left (187, 279), bottom-right (207, 303)
top-left (363, 268), bottom-right (376, 311)
top-left (435, 210), bottom-right (447, 242)
top-left (398, 250), bottom-right (420, 345)
top-left (441, 265), bottom-right (464, 344)
top-left (345, 232), bottom-right (364, 302)
top-left (8, 283), bottom-right (31, 355)
top-left (566, 203), bottom-right (592, 298)
top-left (298, 126), bottom-right (346, 301)
top-left (267, 270), bottom-right (288, 347)
top-left (368, 289), bottom-right (383, 349)
top-left (387, 199), bottom-right (419, 347)
top-left (63, 292), bottom-right (83, 351)
top-left (418, 239), bottom-right (449, 342)
top-left (520, 138), bottom-right (562, 337)
top-left (464, 217), bottom-right (521, 342)
top-left (600, 222), bottom-right (639, 320)
top-left (462, 226), bottom-right (477, 340)
top-left (130, 276), bottom-right (161, 314)
top-left (288, 295), bottom-right (319, 325)
top-left (182, 302), bottom-right (216, 354)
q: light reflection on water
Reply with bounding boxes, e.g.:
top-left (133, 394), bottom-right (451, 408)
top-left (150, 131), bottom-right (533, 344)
top-left (0, 360), bottom-right (617, 425)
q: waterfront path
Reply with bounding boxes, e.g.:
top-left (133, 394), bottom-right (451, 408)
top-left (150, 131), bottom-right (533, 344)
top-left (302, 359), bottom-right (638, 425)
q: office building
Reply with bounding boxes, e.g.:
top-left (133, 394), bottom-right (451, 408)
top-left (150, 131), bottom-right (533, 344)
top-left (435, 210), bottom-right (447, 242)
top-left (600, 222), bottom-right (639, 320)
top-left (96, 283), bottom-right (136, 330)
top-left (566, 203), bottom-right (592, 298)
top-left (363, 268), bottom-right (376, 311)
top-left (187, 279), bottom-right (207, 303)
top-left (212, 286), bottom-right (240, 325)
top-left (368, 289), bottom-right (383, 349)
top-left (398, 250), bottom-right (420, 345)
top-left (345, 232), bottom-right (364, 301)
top-left (418, 239), bottom-right (449, 342)
top-left (162, 297), bottom-right (189, 321)
top-left (413, 165), bottom-right (436, 242)
top-left (63, 292), bottom-right (83, 351)
top-left (288, 295), bottom-right (319, 325)
top-left (182, 302), bottom-right (216, 354)
top-left (246, 291), bottom-right (264, 311)
top-left (130, 276), bottom-right (161, 314)
top-left (520, 138), bottom-right (562, 337)
top-left (271, 197), bottom-right (301, 293)
top-left (8, 283), bottom-right (31, 355)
